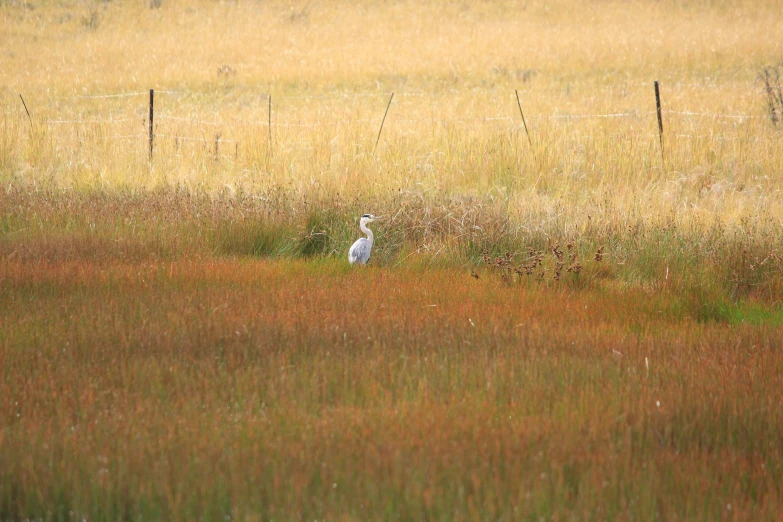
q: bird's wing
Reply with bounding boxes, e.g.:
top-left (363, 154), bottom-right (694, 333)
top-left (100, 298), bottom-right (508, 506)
top-left (348, 238), bottom-right (371, 264)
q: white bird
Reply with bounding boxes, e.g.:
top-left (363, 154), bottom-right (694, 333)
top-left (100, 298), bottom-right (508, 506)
top-left (348, 214), bottom-right (382, 266)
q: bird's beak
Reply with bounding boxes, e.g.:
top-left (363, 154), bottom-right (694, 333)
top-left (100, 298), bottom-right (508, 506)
top-left (373, 216), bottom-right (384, 220)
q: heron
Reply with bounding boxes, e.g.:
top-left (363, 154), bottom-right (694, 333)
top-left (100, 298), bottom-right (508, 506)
top-left (348, 214), bottom-right (382, 266)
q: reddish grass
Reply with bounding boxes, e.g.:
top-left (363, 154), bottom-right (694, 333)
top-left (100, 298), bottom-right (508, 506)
top-left (2, 257), bottom-right (783, 520)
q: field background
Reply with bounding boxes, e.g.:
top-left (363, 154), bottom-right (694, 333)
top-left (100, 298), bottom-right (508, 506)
top-left (2, 0), bottom-right (783, 520)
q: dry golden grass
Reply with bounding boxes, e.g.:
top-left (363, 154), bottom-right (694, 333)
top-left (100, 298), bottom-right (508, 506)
top-left (2, 0), bottom-right (782, 218)
top-left (2, 0), bottom-right (783, 519)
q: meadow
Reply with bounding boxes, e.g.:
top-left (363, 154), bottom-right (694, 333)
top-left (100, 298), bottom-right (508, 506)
top-left (2, 0), bottom-right (783, 520)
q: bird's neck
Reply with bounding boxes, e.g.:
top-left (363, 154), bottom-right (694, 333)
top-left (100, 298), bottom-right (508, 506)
top-left (360, 222), bottom-right (374, 243)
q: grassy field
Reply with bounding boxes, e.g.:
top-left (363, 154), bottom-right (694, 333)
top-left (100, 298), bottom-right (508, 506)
top-left (2, 0), bottom-right (783, 520)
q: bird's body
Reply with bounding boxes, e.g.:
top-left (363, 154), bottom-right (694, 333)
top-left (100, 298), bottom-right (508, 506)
top-left (348, 237), bottom-right (372, 265)
top-left (348, 214), bottom-right (381, 266)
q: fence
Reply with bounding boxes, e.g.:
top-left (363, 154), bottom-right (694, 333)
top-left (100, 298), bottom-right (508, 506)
top-left (12, 80), bottom-right (780, 168)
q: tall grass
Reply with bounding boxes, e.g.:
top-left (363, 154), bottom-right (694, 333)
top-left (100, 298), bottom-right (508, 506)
top-left (3, 189), bottom-right (781, 303)
top-left (2, 258), bottom-right (783, 520)
top-left (2, 0), bottom-right (782, 211)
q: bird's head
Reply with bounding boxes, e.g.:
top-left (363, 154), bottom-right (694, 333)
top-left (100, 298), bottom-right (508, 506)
top-left (360, 214), bottom-right (383, 223)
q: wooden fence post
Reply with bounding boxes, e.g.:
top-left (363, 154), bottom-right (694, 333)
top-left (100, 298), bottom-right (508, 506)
top-left (149, 89), bottom-right (154, 160)
top-left (514, 89), bottom-right (532, 147)
top-left (374, 93), bottom-right (394, 154)
top-left (654, 81), bottom-right (664, 165)
top-left (19, 94), bottom-right (33, 133)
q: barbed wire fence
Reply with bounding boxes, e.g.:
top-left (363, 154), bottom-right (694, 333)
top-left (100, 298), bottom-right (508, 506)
top-left (11, 80), bottom-right (781, 166)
